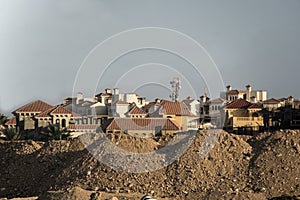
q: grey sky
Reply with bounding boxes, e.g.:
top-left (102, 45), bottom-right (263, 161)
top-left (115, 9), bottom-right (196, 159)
top-left (1, 0), bottom-right (300, 115)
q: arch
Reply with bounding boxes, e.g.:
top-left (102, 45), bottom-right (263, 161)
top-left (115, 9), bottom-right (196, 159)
top-left (62, 119), bottom-right (66, 128)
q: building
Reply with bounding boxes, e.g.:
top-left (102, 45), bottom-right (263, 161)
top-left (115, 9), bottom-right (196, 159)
top-left (99, 118), bottom-right (180, 137)
top-left (224, 98), bottom-right (263, 132)
top-left (13, 100), bottom-right (53, 130)
top-left (35, 105), bottom-right (81, 129)
top-left (220, 85), bottom-right (267, 102)
top-left (148, 100), bottom-right (197, 131)
top-left (182, 97), bottom-right (200, 116)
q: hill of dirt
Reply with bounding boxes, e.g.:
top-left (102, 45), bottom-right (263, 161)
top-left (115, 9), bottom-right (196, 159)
top-left (0, 130), bottom-right (300, 200)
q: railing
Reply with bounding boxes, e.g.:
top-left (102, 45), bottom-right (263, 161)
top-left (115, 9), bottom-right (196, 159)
top-left (235, 117), bottom-right (263, 121)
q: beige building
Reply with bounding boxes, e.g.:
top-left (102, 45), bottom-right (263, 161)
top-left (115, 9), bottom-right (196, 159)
top-left (35, 105), bottom-right (81, 128)
top-left (224, 98), bottom-right (263, 131)
top-left (13, 100), bottom-right (53, 130)
top-left (148, 100), bottom-right (197, 131)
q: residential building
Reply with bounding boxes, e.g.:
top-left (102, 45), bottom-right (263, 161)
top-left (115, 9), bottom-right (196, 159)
top-left (224, 98), bottom-right (264, 132)
top-left (220, 85), bottom-right (267, 102)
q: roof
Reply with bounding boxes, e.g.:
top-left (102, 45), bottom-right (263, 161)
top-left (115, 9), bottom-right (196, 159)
top-left (51, 106), bottom-right (73, 115)
top-left (36, 105), bottom-right (81, 118)
top-left (225, 98), bottom-right (254, 109)
top-left (15, 100), bottom-right (53, 113)
top-left (182, 99), bottom-right (195, 105)
top-left (68, 124), bottom-right (99, 131)
top-left (159, 100), bottom-right (194, 116)
top-left (5, 117), bottom-right (16, 126)
top-left (227, 90), bottom-right (245, 95)
top-left (100, 118), bottom-right (180, 131)
top-left (112, 100), bottom-right (129, 105)
top-left (263, 98), bottom-right (280, 104)
top-left (127, 106), bottom-right (147, 115)
top-left (141, 102), bottom-right (160, 111)
top-left (208, 98), bottom-right (227, 104)
top-left (80, 101), bottom-right (94, 107)
top-left (248, 104), bottom-right (263, 109)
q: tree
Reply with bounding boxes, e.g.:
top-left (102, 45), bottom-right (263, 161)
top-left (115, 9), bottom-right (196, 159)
top-left (2, 127), bottom-right (22, 141)
top-left (41, 123), bottom-right (70, 140)
top-left (0, 114), bottom-right (8, 126)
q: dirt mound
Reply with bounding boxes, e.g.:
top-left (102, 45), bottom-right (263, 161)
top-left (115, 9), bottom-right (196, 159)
top-left (107, 133), bottom-right (160, 153)
top-left (249, 130), bottom-right (300, 198)
top-left (1, 130), bottom-right (300, 199)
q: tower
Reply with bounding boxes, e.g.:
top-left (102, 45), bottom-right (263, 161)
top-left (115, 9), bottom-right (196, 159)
top-left (169, 77), bottom-right (181, 102)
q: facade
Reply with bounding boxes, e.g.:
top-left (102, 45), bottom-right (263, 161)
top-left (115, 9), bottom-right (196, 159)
top-left (262, 98), bottom-right (282, 111)
top-left (148, 100), bottom-right (197, 131)
top-left (126, 105), bottom-right (147, 118)
top-left (220, 85), bottom-right (267, 102)
top-left (35, 105), bottom-right (81, 129)
top-left (182, 97), bottom-right (200, 116)
top-left (224, 98), bottom-right (263, 131)
top-left (108, 100), bottom-right (130, 117)
top-left (13, 100), bottom-right (53, 130)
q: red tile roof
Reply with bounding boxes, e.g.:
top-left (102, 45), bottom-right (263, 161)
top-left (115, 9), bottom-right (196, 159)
top-left (5, 117), bottom-right (16, 125)
top-left (51, 106), bottom-right (73, 115)
top-left (15, 100), bottom-right (53, 113)
top-left (101, 118), bottom-right (180, 131)
top-left (127, 106), bottom-right (147, 115)
top-left (248, 104), bottom-right (263, 109)
top-left (225, 98), bottom-right (253, 109)
top-left (36, 105), bottom-right (81, 118)
top-left (159, 100), bottom-right (194, 116)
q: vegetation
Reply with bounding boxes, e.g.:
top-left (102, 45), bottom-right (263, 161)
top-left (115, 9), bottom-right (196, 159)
top-left (2, 127), bottom-right (22, 141)
top-left (0, 113), bottom-right (8, 126)
top-left (41, 123), bottom-right (70, 140)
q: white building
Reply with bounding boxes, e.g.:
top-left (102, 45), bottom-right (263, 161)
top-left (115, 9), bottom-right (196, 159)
top-left (220, 85), bottom-right (267, 102)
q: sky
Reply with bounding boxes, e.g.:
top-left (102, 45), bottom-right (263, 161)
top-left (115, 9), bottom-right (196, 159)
top-left (1, 0), bottom-right (300, 115)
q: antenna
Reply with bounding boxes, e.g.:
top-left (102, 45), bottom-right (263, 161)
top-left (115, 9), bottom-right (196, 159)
top-left (170, 77), bottom-right (181, 102)
top-left (204, 87), bottom-right (208, 97)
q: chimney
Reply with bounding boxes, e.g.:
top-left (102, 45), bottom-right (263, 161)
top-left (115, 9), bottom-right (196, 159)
top-left (76, 92), bottom-right (84, 104)
top-left (250, 96), bottom-right (257, 103)
top-left (226, 85), bottom-right (232, 91)
top-left (113, 88), bottom-right (119, 95)
top-left (200, 95), bottom-right (207, 103)
top-left (105, 88), bottom-right (111, 94)
top-left (246, 85), bottom-right (252, 101)
top-left (288, 96), bottom-right (294, 104)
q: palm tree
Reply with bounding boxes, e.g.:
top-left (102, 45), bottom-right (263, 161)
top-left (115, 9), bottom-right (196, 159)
top-left (2, 127), bottom-right (22, 141)
top-left (41, 123), bottom-right (70, 140)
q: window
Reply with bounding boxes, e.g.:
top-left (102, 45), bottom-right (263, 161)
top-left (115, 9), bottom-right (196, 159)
top-left (62, 119), bottom-right (66, 128)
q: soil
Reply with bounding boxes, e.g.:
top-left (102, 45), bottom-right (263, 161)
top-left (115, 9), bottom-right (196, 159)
top-left (0, 130), bottom-right (300, 200)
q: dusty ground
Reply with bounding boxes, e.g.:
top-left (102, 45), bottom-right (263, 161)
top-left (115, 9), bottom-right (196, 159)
top-left (0, 130), bottom-right (300, 199)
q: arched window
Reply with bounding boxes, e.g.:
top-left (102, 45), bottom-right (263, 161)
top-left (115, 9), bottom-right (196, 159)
top-left (62, 119), bottom-right (66, 128)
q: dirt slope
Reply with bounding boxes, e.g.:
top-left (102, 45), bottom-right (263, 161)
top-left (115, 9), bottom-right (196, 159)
top-left (0, 130), bottom-right (300, 199)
